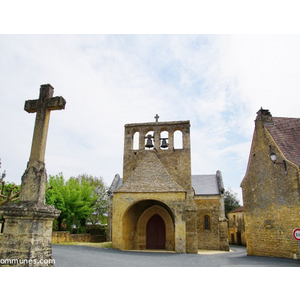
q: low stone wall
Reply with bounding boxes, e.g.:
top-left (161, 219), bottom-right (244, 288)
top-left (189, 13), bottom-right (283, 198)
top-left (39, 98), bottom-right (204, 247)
top-left (52, 231), bottom-right (106, 243)
top-left (52, 231), bottom-right (69, 243)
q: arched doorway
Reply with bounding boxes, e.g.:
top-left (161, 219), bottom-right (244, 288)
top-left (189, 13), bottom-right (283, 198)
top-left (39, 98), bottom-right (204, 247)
top-left (146, 214), bottom-right (166, 249)
top-left (134, 203), bottom-right (175, 251)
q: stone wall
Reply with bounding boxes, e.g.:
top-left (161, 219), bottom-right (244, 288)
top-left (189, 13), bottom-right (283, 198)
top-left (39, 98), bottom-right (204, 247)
top-left (194, 196), bottom-right (229, 251)
top-left (241, 115), bottom-right (300, 259)
top-left (52, 231), bottom-right (106, 243)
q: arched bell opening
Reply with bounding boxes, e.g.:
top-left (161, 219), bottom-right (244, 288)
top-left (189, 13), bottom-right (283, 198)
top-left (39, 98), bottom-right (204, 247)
top-left (145, 131), bottom-right (155, 150)
top-left (174, 129), bottom-right (183, 149)
top-left (122, 200), bottom-right (175, 251)
top-left (160, 130), bottom-right (169, 150)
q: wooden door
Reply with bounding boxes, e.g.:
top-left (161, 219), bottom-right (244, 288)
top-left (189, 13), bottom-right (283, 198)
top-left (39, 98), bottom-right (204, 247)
top-left (146, 214), bottom-right (166, 249)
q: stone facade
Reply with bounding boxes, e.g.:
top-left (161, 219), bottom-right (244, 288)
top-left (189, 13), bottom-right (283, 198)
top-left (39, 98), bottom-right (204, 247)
top-left (227, 206), bottom-right (246, 246)
top-left (195, 195), bottom-right (229, 250)
top-left (241, 108), bottom-right (300, 259)
top-left (108, 119), bottom-right (229, 253)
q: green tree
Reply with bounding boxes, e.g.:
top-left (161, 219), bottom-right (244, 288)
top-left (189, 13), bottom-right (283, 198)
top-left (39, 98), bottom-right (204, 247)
top-left (73, 174), bottom-right (108, 225)
top-left (0, 161), bottom-right (20, 207)
top-left (224, 188), bottom-right (240, 216)
top-left (46, 173), bottom-right (68, 230)
top-left (46, 173), bottom-right (106, 231)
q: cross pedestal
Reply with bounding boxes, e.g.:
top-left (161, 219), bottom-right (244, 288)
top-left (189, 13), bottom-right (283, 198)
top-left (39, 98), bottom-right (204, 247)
top-left (0, 84), bottom-right (66, 267)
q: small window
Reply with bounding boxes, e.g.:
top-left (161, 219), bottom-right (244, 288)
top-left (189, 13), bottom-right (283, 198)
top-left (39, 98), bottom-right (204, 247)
top-left (204, 215), bottom-right (210, 230)
top-left (133, 131), bottom-right (139, 150)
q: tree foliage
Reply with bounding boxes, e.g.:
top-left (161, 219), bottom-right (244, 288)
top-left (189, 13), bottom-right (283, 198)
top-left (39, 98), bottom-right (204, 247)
top-left (0, 162), bottom-right (20, 207)
top-left (74, 174), bottom-right (108, 225)
top-left (224, 188), bottom-right (241, 216)
top-left (46, 173), bottom-right (107, 231)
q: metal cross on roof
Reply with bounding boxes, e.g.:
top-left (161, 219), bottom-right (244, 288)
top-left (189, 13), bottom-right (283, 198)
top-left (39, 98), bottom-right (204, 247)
top-left (154, 114), bottom-right (159, 122)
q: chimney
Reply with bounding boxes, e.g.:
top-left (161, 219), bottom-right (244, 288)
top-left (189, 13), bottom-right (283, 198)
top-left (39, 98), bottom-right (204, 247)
top-left (256, 107), bottom-right (274, 125)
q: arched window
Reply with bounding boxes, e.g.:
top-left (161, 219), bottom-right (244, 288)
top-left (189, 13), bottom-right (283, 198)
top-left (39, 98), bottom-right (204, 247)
top-left (145, 131), bottom-right (154, 150)
top-left (174, 130), bottom-right (183, 149)
top-left (204, 215), bottom-right (210, 230)
top-left (133, 131), bottom-right (139, 150)
top-left (160, 130), bottom-right (169, 150)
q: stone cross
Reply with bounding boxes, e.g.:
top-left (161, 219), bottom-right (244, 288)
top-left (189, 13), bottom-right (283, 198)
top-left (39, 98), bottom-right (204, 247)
top-left (24, 84), bottom-right (66, 163)
top-left (154, 114), bottom-right (159, 122)
top-left (19, 84), bottom-right (66, 203)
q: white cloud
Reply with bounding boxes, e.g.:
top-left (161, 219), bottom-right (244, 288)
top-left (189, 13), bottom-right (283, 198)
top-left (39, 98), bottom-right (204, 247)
top-left (1, 34), bottom-right (300, 202)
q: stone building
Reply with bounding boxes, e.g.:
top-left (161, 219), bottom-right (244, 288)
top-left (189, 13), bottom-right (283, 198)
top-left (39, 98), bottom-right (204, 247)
top-left (227, 206), bottom-right (246, 246)
top-left (108, 119), bottom-right (229, 253)
top-left (241, 108), bottom-right (300, 259)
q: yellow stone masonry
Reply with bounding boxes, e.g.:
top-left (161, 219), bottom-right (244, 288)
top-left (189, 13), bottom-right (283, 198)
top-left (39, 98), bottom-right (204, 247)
top-left (241, 109), bottom-right (300, 259)
top-left (109, 118), bottom-right (229, 253)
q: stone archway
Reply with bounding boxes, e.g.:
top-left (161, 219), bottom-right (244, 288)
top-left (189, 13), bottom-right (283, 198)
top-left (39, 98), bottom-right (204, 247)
top-left (135, 204), bottom-right (175, 251)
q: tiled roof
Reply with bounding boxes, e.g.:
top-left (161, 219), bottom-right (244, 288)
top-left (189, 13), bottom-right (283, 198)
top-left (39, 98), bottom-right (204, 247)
top-left (114, 152), bottom-right (186, 193)
top-left (192, 175), bottom-right (220, 195)
top-left (265, 117), bottom-right (300, 167)
top-left (107, 174), bottom-right (122, 194)
top-left (110, 174), bottom-right (221, 196)
top-left (228, 206), bottom-right (244, 214)
top-left (109, 155), bottom-right (223, 195)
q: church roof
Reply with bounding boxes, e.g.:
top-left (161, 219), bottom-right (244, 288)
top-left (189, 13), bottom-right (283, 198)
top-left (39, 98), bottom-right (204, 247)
top-left (114, 152), bottom-right (186, 193)
top-left (265, 117), bottom-right (300, 167)
top-left (192, 175), bottom-right (221, 195)
top-left (109, 169), bottom-right (223, 196)
top-left (228, 206), bottom-right (244, 214)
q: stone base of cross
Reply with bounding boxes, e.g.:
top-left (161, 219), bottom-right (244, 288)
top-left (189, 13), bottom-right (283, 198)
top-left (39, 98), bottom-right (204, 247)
top-left (0, 201), bottom-right (60, 266)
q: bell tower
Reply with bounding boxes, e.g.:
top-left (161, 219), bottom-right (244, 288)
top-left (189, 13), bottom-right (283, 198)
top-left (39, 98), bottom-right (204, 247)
top-left (122, 116), bottom-right (192, 190)
top-left (109, 115), bottom-right (227, 254)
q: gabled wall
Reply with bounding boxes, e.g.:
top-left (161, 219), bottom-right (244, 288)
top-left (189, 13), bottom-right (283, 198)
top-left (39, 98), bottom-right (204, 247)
top-left (241, 110), bottom-right (300, 258)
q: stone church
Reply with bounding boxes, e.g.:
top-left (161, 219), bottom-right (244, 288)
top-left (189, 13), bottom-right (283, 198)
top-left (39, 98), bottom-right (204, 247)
top-left (108, 118), bottom-right (229, 253)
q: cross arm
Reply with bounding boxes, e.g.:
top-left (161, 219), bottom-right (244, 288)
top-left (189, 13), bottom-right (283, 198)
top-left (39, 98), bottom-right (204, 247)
top-left (24, 96), bottom-right (66, 113)
top-left (45, 96), bottom-right (66, 111)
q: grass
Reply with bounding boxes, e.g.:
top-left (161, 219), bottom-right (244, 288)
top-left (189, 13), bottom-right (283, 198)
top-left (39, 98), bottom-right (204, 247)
top-left (53, 241), bottom-right (113, 248)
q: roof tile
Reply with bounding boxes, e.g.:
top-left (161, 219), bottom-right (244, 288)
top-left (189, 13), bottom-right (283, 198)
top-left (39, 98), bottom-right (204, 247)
top-left (115, 152), bottom-right (186, 193)
top-left (265, 117), bottom-right (300, 167)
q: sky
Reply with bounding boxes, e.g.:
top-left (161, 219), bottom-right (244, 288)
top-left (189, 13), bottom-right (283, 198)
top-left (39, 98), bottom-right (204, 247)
top-left (2, 34), bottom-right (300, 202)
top-left (1, 2), bottom-right (300, 204)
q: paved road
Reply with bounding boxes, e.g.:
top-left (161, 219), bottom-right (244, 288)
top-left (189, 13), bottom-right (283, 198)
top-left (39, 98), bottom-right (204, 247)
top-left (52, 245), bottom-right (300, 267)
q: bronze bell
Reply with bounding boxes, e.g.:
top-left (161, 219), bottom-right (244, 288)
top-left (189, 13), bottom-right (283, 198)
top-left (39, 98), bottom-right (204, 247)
top-left (160, 138), bottom-right (168, 148)
top-left (145, 136), bottom-right (154, 148)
